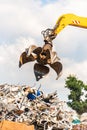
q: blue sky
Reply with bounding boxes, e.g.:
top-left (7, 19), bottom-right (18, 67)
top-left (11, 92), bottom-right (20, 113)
top-left (41, 0), bottom-right (57, 4)
top-left (0, 0), bottom-right (87, 101)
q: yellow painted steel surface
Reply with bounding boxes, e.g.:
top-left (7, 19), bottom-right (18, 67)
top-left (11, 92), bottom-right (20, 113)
top-left (54, 14), bottom-right (87, 35)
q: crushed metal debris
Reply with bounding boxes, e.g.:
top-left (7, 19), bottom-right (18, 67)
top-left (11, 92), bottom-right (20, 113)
top-left (0, 84), bottom-right (87, 130)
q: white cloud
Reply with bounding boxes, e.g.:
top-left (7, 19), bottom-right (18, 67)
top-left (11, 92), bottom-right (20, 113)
top-left (62, 58), bottom-right (87, 83)
top-left (0, 37), bottom-right (36, 84)
top-left (0, 0), bottom-right (87, 101)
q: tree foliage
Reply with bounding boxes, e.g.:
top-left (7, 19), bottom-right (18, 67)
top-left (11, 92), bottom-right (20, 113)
top-left (65, 75), bottom-right (87, 114)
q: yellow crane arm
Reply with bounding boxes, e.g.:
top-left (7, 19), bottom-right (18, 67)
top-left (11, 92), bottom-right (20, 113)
top-left (53, 13), bottom-right (87, 35)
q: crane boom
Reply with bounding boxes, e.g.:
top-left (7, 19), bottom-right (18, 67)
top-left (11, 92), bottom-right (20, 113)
top-left (42, 14), bottom-right (87, 43)
top-left (53, 13), bottom-right (87, 35)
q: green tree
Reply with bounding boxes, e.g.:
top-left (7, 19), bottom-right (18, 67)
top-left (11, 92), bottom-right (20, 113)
top-left (65, 75), bottom-right (87, 114)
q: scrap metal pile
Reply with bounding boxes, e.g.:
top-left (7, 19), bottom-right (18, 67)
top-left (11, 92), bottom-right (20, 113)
top-left (0, 84), bottom-right (86, 130)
